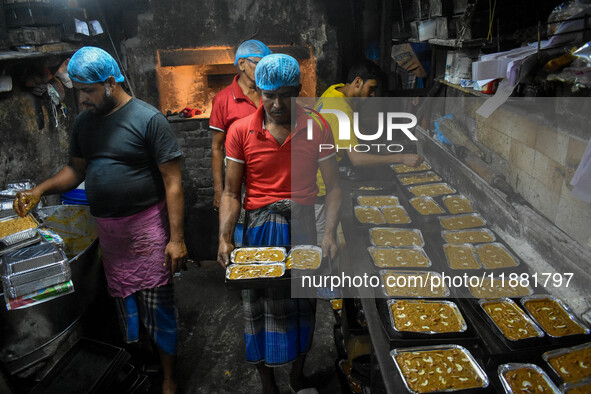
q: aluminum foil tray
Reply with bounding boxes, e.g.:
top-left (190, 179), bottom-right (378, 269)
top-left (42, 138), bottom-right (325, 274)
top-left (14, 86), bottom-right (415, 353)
top-left (368, 246), bottom-right (431, 269)
top-left (441, 228), bottom-right (496, 244)
top-left (520, 295), bottom-right (591, 338)
top-left (381, 205), bottom-right (412, 225)
top-left (3, 272), bottom-right (70, 298)
top-left (226, 262), bottom-right (285, 280)
top-left (498, 363), bottom-right (560, 394)
top-left (542, 342), bottom-right (591, 384)
top-left (2, 243), bottom-right (69, 287)
top-left (369, 227), bottom-right (424, 248)
top-left (408, 182), bottom-right (456, 197)
top-left (0, 199), bottom-right (13, 212)
top-left (397, 171), bottom-right (442, 185)
top-left (230, 247), bottom-right (286, 264)
top-left (387, 299), bottom-right (467, 335)
top-left (0, 180), bottom-right (34, 197)
top-left (390, 344), bottom-right (489, 393)
top-left (438, 213), bottom-right (487, 231)
top-left (286, 245), bottom-right (322, 270)
top-left (356, 195), bottom-right (399, 207)
top-left (409, 196), bottom-right (445, 216)
top-left (442, 243), bottom-right (482, 270)
top-left (354, 205), bottom-right (385, 224)
top-left (479, 298), bottom-right (545, 342)
top-left (442, 194), bottom-right (475, 214)
top-left (559, 376), bottom-right (591, 393)
top-left (0, 214), bottom-right (39, 246)
top-left (390, 161), bottom-right (432, 173)
top-left (474, 242), bottom-right (520, 269)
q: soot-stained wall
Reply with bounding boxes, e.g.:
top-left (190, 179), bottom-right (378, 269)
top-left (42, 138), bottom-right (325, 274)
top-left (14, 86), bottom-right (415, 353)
top-left (109, 0), bottom-right (355, 108)
top-left (0, 58), bottom-right (77, 196)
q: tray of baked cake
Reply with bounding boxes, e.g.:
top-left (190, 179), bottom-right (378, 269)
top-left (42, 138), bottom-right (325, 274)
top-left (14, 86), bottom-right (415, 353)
top-left (352, 192), bottom-right (418, 230)
top-left (497, 362), bottom-right (561, 394)
top-left (375, 298), bottom-right (480, 348)
top-left (519, 295), bottom-right (591, 347)
top-left (436, 240), bottom-right (528, 278)
top-left (477, 298), bottom-right (548, 350)
top-left (542, 341), bottom-right (591, 386)
top-left (225, 245), bottom-right (328, 288)
top-left (390, 344), bottom-right (492, 393)
top-left (0, 213), bottom-right (43, 254)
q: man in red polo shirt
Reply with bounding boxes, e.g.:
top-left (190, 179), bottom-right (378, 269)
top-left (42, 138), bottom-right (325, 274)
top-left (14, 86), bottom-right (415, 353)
top-left (218, 54), bottom-right (341, 394)
top-left (209, 40), bottom-right (272, 209)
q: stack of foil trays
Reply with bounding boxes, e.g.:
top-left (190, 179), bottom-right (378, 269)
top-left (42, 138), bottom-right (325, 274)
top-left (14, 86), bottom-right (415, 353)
top-left (0, 179), bottom-right (37, 214)
top-left (1, 242), bottom-right (70, 298)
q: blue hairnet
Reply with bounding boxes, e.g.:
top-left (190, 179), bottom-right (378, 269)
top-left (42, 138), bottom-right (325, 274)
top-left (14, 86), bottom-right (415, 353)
top-left (68, 46), bottom-right (125, 84)
top-left (255, 54), bottom-right (300, 91)
top-left (234, 40), bottom-right (272, 65)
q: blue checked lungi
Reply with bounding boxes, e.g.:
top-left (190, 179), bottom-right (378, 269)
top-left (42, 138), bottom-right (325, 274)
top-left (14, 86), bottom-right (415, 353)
top-left (242, 200), bottom-right (317, 365)
top-left (114, 283), bottom-right (178, 355)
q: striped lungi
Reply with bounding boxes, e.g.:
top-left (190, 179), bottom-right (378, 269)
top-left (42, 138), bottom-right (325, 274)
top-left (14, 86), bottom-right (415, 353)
top-left (114, 283), bottom-right (178, 355)
top-left (242, 200), bottom-right (317, 365)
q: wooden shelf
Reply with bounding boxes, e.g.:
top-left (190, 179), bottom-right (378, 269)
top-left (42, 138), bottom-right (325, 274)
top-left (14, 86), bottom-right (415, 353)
top-left (428, 38), bottom-right (488, 48)
top-left (392, 38), bottom-right (490, 48)
top-left (439, 79), bottom-right (490, 97)
top-left (0, 44), bottom-right (81, 62)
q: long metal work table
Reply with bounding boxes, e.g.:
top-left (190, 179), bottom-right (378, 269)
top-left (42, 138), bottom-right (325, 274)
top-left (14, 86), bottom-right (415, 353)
top-left (335, 163), bottom-right (591, 393)
top-left (338, 171), bottom-right (409, 393)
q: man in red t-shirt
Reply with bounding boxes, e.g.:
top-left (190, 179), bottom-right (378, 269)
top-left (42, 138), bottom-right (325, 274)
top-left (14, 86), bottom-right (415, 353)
top-left (209, 40), bottom-right (272, 209)
top-left (218, 54), bottom-right (341, 394)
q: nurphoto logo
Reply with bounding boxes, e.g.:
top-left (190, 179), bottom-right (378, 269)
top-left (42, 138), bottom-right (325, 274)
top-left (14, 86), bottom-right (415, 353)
top-left (307, 109), bottom-right (418, 153)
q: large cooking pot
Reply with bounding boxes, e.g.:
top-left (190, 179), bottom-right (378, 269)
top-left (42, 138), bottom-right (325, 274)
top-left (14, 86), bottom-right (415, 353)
top-left (0, 205), bottom-right (103, 374)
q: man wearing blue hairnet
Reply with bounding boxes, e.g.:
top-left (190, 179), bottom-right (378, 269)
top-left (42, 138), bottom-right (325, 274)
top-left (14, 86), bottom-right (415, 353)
top-left (315, 59), bottom-right (424, 243)
top-left (217, 54), bottom-right (341, 394)
top-left (14, 46), bottom-right (186, 394)
top-left (210, 40), bottom-right (271, 248)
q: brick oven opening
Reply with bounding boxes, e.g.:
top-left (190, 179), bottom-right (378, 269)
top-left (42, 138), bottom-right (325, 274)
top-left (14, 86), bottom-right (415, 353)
top-left (156, 45), bottom-right (317, 118)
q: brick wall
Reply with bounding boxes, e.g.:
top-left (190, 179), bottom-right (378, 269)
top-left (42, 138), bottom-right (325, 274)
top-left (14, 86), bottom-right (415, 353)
top-left (170, 117), bottom-right (219, 261)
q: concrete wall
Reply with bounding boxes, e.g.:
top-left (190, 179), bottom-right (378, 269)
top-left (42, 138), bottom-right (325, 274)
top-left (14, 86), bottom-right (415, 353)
top-left (111, 0), bottom-right (345, 109)
top-left (447, 96), bottom-right (591, 247)
top-left (0, 61), bottom-right (77, 194)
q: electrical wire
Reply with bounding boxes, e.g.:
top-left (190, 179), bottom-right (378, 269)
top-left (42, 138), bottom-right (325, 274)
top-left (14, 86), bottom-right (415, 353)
top-left (488, 0), bottom-right (497, 41)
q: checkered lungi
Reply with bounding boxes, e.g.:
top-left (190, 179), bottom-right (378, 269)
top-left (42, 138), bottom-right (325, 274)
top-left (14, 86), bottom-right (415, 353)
top-left (114, 283), bottom-right (178, 355)
top-left (242, 200), bottom-right (317, 365)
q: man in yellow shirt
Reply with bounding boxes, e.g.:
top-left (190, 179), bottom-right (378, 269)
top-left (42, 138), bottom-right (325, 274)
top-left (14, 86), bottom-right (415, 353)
top-left (315, 60), bottom-right (423, 242)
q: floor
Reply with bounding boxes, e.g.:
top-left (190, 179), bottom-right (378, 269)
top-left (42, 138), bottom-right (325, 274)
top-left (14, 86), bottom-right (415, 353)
top-left (166, 260), bottom-right (344, 394)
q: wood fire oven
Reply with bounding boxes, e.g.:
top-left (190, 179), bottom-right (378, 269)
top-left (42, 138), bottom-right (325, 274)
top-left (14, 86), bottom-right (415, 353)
top-left (155, 45), bottom-right (317, 117)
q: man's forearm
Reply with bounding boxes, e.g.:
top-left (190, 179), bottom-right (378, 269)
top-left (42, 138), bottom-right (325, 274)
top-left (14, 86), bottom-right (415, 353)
top-left (34, 164), bottom-right (84, 196)
top-left (219, 193), bottom-right (241, 243)
top-left (165, 183), bottom-right (185, 242)
top-left (323, 184), bottom-right (342, 237)
top-left (211, 149), bottom-right (224, 193)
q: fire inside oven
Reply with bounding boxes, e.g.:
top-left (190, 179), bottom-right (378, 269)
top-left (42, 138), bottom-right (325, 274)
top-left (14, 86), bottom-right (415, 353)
top-left (156, 45), bottom-right (317, 118)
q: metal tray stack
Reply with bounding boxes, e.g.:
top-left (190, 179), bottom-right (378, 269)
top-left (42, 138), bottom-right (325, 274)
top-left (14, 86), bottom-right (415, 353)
top-left (1, 242), bottom-right (70, 298)
top-left (31, 338), bottom-right (131, 394)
